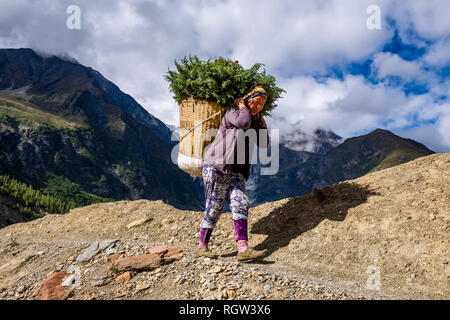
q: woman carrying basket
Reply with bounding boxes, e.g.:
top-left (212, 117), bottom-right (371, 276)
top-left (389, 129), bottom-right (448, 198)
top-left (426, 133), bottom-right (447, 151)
top-left (195, 85), bottom-right (269, 262)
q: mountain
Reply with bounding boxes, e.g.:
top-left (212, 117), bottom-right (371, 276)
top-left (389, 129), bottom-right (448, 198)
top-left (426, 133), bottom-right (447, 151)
top-left (248, 128), bottom-right (434, 205)
top-left (304, 128), bottom-right (435, 187)
top-left (0, 193), bottom-right (27, 227)
top-left (281, 127), bottom-right (342, 154)
top-left (0, 48), bottom-right (202, 226)
top-left (0, 48), bottom-right (437, 227)
top-left (0, 153), bottom-right (447, 300)
top-left (247, 128), bottom-right (340, 205)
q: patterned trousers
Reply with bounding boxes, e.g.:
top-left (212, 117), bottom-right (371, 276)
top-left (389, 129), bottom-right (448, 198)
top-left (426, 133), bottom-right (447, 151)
top-left (200, 163), bottom-right (249, 229)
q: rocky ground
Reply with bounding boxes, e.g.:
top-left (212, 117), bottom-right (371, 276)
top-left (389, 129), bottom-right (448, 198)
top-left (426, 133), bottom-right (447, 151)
top-left (0, 153), bottom-right (448, 300)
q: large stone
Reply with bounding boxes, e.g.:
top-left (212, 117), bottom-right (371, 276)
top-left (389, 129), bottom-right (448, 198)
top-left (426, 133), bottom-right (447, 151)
top-left (147, 245), bottom-right (184, 263)
top-left (111, 246), bottom-right (183, 273)
top-left (112, 254), bottom-right (162, 272)
top-left (37, 272), bottom-right (70, 300)
top-left (115, 272), bottom-right (132, 283)
top-left (76, 239), bottom-right (120, 263)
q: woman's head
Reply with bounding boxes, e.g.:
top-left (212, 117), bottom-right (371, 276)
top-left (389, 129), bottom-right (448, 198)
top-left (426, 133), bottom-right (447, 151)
top-left (243, 85), bottom-right (267, 115)
top-left (247, 95), bottom-right (267, 115)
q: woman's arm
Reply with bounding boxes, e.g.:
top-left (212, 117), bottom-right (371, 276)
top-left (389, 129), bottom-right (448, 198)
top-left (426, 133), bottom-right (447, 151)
top-left (226, 98), bottom-right (251, 129)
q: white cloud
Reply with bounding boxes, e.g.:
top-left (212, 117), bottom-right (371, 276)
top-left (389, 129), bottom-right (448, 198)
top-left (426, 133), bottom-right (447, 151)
top-left (0, 0), bottom-right (91, 55)
top-left (391, 0), bottom-right (450, 42)
top-left (439, 111), bottom-right (450, 147)
top-left (268, 74), bottom-right (450, 152)
top-left (395, 120), bottom-right (449, 154)
top-left (194, 0), bottom-right (393, 74)
top-left (423, 39), bottom-right (450, 68)
top-left (271, 75), bottom-right (391, 136)
top-left (372, 52), bottom-right (423, 81)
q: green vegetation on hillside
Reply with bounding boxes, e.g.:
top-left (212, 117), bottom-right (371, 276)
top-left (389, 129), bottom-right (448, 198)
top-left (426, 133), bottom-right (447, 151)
top-left (0, 50), bottom-right (204, 215)
top-left (0, 97), bottom-right (114, 211)
top-left (40, 173), bottom-right (113, 208)
top-left (0, 173), bottom-right (113, 223)
top-left (0, 174), bottom-right (71, 218)
top-left (112, 159), bottom-right (146, 189)
top-left (368, 149), bottom-right (427, 173)
top-left (0, 95), bottom-right (86, 129)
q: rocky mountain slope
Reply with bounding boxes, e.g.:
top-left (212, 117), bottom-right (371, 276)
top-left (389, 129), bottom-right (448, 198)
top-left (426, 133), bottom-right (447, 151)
top-left (249, 128), bottom-right (434, 205)
top-left (0, 194), bottom-right (27, 227)
top-left (247, 128), bottom-right (340, 205)
top-left (0, 153), bottom-right (448, 300)
top-left (0, 48), bottom-right (202, 220)
top-left (280, 128), bottom-right (342, 154)
top-left (0, 48), bottom-right (437, 229)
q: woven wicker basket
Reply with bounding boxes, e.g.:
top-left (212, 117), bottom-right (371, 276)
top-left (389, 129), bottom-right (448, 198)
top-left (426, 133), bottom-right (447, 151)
top-left (178, 98), bottom-right (223, 177)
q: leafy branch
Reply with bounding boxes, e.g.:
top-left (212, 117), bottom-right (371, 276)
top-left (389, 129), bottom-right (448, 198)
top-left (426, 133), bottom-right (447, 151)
top-left (164, 56), bottom-right (285, 116)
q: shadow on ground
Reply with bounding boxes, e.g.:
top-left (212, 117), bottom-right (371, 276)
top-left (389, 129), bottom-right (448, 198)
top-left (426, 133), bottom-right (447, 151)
top-left (251, 182), bottom-right (379, 258)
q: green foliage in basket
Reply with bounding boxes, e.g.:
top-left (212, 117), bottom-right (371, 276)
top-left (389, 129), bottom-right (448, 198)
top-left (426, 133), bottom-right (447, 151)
top-left (164, 56), bottom-right (285, 116)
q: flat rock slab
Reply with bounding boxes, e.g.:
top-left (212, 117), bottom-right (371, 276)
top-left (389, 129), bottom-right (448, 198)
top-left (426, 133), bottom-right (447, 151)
top-left (112, 253), bottom-right (163, 272)
top-left (147, 245), bottom-right (184, 262)
top-left (112, 246), bottom-right (184, 272)
top-left (76, 239), bottom-right (119, 263)
top-left (37, 272), bottom-right (70, 300)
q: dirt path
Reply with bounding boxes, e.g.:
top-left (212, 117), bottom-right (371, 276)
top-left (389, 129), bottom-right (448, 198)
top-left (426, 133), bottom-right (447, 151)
top-left (0, 153), bottom-right (449, 300)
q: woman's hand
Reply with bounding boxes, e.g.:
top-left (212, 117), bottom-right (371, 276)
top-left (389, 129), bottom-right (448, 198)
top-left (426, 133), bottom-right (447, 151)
top-left (260, 116), bottom-right (266, 128)
top-left (234, 97), bottom-right (246, 109)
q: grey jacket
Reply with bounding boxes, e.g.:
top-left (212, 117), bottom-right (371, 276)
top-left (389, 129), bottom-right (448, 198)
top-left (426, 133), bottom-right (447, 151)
top-left (203, 105), bottom-right (269, 180)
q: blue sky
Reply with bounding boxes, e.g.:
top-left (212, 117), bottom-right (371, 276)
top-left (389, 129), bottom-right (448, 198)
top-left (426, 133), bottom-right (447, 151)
top-left (0, 0), bottom-right (449, 152)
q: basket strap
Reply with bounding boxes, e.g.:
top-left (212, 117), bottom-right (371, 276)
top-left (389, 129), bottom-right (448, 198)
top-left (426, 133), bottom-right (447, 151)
top-left (179, 110), bottom-right (222, 142)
